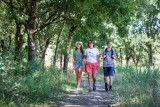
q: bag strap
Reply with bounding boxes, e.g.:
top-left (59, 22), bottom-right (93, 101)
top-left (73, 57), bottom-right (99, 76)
top-left (111, 48), bottom-right (113, 57)
top-left (105, 48), bottom-right (114, 59)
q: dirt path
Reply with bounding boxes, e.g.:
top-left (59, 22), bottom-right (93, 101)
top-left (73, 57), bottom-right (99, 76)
top-left (59, 75), bottom-right (120, 107)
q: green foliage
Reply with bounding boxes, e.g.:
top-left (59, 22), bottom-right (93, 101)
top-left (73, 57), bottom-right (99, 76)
top-left (0, 0), bottom-right (160, 106)
top-left (0, 59), bottom-right (76, 106)
top-left (113, 65), bottom-right (160, 106)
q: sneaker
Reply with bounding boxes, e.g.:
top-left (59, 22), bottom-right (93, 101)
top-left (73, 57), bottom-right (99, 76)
top-left (105, 83), bottom-right (108, 92)
top-left (109, 85), bottom-right (112, 91)
top-left (105, 85), bottom-right (108, 92)
top-left (89, 88), bottom-right (92, 92)
top-left (77, 87), bottom-right (81, 91)
top-left (93, 85), bottom-right (96, 91)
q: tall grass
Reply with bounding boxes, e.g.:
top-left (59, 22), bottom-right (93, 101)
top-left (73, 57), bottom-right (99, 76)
top-left (97, 65), bottom-right (160, 106)
top-left (0, 59), bottom-right (76, 106)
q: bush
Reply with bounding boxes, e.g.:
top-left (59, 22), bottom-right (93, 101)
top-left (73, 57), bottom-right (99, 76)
top-left (0, 59), bottom-right (76, 106)
top-left (114, 65), bottom-right (160, 106)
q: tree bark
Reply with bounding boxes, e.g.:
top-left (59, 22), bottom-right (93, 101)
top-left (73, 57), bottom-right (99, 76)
top-left (0, 39), bottom-right (6, 60)
top-left (39, 38), bottom-right (51, 63)
top-left (1, 39), bottom-right (5, 52)
top-left (53, 20), bottom-right (66, 67)
top-left (120, 48), bottom-right (122, 64)
top-left (14, 22), bottom-right (24, 60)
top-left (26, 0), bottom-right (37, 63)
top-left (60, 50), bottom-right (63, 69)
top-left (125, 45), bottom-right (130, 65)
top-left (63, 25), bottom-right (77, 72)
top-left (7, 35), bottom-right (12, 51)
top-left (27, 30), bottom-right (36, 63)
top-left (148, 44), bottom-right (153, 65)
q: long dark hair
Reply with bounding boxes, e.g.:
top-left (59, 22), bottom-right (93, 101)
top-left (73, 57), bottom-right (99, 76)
top-left (75, 43), bottom-right (84, 56)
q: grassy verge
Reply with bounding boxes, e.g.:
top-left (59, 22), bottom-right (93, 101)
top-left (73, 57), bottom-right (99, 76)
top-left (97, 65), bottom-right (160, 106)
top-left (0, 61), bottom-right (76, 107)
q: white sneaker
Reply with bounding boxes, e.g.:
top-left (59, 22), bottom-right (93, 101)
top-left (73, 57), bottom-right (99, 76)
top-left (77, 87), bottom-right (81, 91)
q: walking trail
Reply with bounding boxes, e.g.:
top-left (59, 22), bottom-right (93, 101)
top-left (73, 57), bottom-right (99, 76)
top-left (59, 74), bottom-right (121, 107)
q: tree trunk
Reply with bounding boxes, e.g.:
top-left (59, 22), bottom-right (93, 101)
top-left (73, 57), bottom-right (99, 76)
top-left (60, 50), bottom-right (63, 69)
top-left (130, 45), bottom-right (142, 66)
top-left (125, 45), bottom-right (130, 65)
top-left (39, 38), bottom-right (50, 63)
top-left (7, 35), bottom-right (12, 51)
top-left (131, 46), bottom-right (136, 65)
top-left (26, 0), bottom-right (37, 63)
top-left (148, 44), bottom-right (153, 65)
top-left (63, 25), bottom-right (77, 72)
top-left (0, 39), bottom-right (6, 60)
top-left (0, 39), bottom-right (5, 52)
top-left (14, 22), bottom-right (24, 60)
top-left (53, 20), bottom-right (66, 67)
top-left (120, 48), bottom-right (122, 64)
top-left (27, 29), bottom-right (37, 63)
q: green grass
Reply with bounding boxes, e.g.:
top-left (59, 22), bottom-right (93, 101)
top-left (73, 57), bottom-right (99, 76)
top-left (0, 61), bottom-right (77, 107)
top-left (97, 65), bottom-right (160, 107)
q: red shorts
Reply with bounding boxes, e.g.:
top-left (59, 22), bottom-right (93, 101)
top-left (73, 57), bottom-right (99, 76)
top-left (85, 61), bottom-right (98, 73)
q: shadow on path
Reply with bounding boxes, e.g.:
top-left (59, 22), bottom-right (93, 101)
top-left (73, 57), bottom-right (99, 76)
top-left (55, 75), bottom-right (121, 107)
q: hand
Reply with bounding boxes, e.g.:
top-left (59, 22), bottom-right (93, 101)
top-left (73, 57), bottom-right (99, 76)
top-left (97, 64), bottom-right (99, 70)
top-left (101, 55), bottom-right (106, 59)
top-left (83, 65), bottom-right (85, 71)
top-left (73, 66), bottom-right (75, 70)
top-left (112, 55), bottom-right (115, 59)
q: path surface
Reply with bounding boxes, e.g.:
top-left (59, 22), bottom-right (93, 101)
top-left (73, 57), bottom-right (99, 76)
top-left (59, 75), bottom-right (120, 107)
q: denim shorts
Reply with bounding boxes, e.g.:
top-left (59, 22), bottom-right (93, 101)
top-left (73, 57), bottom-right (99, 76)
top-left (75, 61), bottom-right (83, 69)
top-left (103, 67), bottom-right (114, 76)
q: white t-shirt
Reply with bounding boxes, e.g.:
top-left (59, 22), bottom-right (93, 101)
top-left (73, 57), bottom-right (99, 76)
top-left (84, 48), bottom-right (99, 63)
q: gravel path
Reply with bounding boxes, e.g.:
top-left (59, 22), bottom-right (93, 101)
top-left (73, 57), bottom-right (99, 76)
top-left (59, 75), bottom-right (120, 107)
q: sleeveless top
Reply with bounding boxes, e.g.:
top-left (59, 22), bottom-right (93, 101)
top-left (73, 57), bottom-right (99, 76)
top-left (74, 50), bottom-right (83, 61)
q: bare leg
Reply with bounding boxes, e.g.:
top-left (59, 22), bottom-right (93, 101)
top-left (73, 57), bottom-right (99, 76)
top-left (109, 76), bottom-right (113, 85)
top-left (75, 69), bottom-right (79, 86)
top-left (109, 76), bottom-right (113, 91)
top-left (77, 68), bottom-right (83, 87)
top-left (88, 73), bottom-right (92, 89)
top-left (104, 76), bottom-right (107, 83)
top-left (92, 73), bottom-right (96, 86)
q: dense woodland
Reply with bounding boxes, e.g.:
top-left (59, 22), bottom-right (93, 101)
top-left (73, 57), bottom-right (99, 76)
top-left (0, 0), bottom-right (160, 106)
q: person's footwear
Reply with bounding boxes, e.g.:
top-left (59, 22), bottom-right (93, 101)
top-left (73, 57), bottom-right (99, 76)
top-left (105, 83), bottom-right (108, 92)
top-left (89, 88), bottom-right (92, 92)
top-left (77, 87), bottom-right (81, 91)
top-left (105, 86), bottom-right (108, 92)
top-left (93, 85), bottom-right (96, 91)
top-left (109, 85), bottom-right (112, 91)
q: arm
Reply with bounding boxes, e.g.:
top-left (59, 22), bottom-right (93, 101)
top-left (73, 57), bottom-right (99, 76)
top-left (84, 55), bottom-right (87, 65)
top-left (96, 49), bottom-right (100, 69)
top-left (101, 55), bottom-right (107, 59)
top-left (84, 49), bottom-right (87, 65)
top-left (112, 50), bottom-right (117, 59)
top-left (112, 55), bottom-right (117, 59)
top-left (73, 52), bottom-right (75, 70)
top-left (97, 55), bottom-right (100, 69)
top-left (101, 51), bottom-right (106, 59)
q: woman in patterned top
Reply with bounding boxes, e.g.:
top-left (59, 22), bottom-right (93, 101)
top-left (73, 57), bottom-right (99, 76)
top-left (84, 40), bottom-right (100, 92)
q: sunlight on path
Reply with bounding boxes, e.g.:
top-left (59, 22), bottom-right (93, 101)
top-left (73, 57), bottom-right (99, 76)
top-left (59, 75), bottom-right (121, 107)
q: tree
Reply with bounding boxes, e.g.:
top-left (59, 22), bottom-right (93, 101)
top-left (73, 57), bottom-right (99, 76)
top-left (1, 0), bottom-right (69, 62)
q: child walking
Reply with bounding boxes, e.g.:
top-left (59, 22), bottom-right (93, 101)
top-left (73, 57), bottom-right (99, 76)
top-left (101, 41), bottom-right (116, 92)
